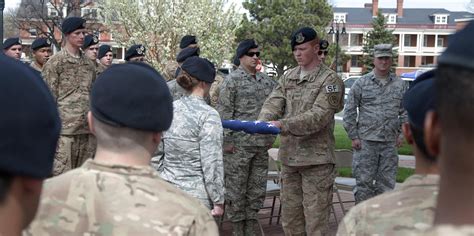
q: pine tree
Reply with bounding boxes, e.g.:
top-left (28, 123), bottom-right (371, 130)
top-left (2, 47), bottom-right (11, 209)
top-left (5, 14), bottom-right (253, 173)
top-left (361, 12), bottom-right (397, 73)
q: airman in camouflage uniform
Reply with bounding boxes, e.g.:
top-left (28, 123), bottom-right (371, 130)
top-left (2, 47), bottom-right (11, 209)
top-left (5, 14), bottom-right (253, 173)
top-left (27, 62), bottom-right (218, 236)
top-left (337, 174), bottom-right (439, 235)
top-left (42, 17), bottom-right (96, 176)
top-left (157, 56), bottom-right (224, 214)
top-left (258, 27), bottom-right (344, 235)
top-left (343, 44), bottom-right (408, 203)
top-left (217, 39), bottom-right (276, 235)
top-left (339, 69), bottom-right (440, 235)
top-left (30, 37), bottom-right (52, 72)
top-left (158, 95), bottom-right (224, 209)
top-left (26, 160), bottom-right (218, 236)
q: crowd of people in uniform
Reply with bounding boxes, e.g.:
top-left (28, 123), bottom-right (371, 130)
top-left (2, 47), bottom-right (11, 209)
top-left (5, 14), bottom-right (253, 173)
top-left (2, 13), bottom-right (474, 236)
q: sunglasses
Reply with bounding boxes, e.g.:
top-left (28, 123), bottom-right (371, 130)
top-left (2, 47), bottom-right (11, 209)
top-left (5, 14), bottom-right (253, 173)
top-left (318, 50), bottom-right (328, 56)
top-left (245, 52), bottom-right (260, 57)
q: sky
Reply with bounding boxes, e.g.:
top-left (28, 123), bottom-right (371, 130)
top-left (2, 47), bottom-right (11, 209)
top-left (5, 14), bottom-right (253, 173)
top-left (5, 0), bottom-right (473, 12)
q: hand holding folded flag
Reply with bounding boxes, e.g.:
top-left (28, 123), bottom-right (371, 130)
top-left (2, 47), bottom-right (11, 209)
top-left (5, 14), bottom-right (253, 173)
top-left (222, 120), bottom-right (280, 134)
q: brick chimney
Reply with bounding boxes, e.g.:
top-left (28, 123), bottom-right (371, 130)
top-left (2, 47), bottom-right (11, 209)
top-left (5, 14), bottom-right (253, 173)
top-left (397, 0), bottom-right (404, 17)
top-left (372, 0), bottom-right (379, 17)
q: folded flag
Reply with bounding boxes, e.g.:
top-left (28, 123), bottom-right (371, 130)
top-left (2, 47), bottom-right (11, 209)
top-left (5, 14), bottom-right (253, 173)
top-left (222, 120), bottom-right (280, 134)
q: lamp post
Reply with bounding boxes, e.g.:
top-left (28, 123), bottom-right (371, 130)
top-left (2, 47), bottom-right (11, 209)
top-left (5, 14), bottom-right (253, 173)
top-left (0, 0), bottom-right (4, 49)
top-left (328, 19), bottom-right (347, 75)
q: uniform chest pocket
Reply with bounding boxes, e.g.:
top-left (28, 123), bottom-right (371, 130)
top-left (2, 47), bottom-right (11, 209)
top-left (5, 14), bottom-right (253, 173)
top-left (285, 87), bottom-right (302, 101)
top-left (361, 92), bottom-right (377, 103)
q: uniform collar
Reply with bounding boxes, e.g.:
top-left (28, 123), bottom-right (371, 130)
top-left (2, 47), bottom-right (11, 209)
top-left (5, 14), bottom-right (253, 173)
top-left (237, 66), bottom-right (263, 81)
top-left (369, 71), bottom-right (396, 82)
top-left (82, 159), bottom-right (159, 177)
top-left (291, 64), bottom-right (323, 83)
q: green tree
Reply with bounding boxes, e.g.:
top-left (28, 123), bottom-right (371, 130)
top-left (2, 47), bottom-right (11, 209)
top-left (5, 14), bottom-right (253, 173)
top-left (100, 0), bottom-right (240, 71)
top-left (236, 0), bottom-right (333, 77)
top-left (361, 12), bottom-right (397, 73)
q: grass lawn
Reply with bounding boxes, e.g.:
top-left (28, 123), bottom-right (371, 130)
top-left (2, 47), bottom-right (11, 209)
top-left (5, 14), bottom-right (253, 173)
top-left (273, 123), bottom-right (413, 155)
top-left (337, 167), bottom-right (415, 183)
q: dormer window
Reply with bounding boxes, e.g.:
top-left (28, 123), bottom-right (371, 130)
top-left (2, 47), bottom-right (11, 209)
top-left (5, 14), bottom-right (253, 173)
top-left (434, 14), bottom-right (449, 24)
top-left (334, 13), bottom-right (347, 23)
top-left (384, 14), bottom-right (397, 24)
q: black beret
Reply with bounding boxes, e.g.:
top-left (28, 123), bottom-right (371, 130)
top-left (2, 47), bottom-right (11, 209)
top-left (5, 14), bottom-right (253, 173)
top-left (0, 54), bottom-right (61, 178)
top-left (3, 37), bottom-right (22, 50)
top-left (176, 47), bottom-right (200, 63)
top-left (180, 35), bottom-right (197, 49)
top-left (61, 17), bottom-right (86, 34)
top-left (91, 62), bottom-right (173, 132)
top-left (181, 56), bottom-right (216, 83)
top-left (320, 39), bottom-right (329, 50)
top-left (125, 44), bottom-right (146, 61)
top-left (82, 34), bottom-right (99, 49)
top-left (31, 37), bottom-right (51, 51)
top-left (98, 45), bottom-right (112, 59)
top-left (403, 70), bottom-right (436, 129)
top-left (236, 39), bottom-right (258, 59)
top-left (291, 27), bottom-right (317, 50)
top-left (438, 21), bottom-right (474, 70)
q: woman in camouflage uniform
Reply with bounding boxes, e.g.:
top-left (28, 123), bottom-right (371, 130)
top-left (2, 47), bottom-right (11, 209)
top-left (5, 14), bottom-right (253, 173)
top-left (158, 56), bottom-right (225, 216)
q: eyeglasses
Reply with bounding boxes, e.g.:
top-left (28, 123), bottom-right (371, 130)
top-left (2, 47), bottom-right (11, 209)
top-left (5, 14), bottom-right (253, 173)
top-left (318, 50), bottom-right (328, 56)
top-left (245, 52), bottom-right (260, 57)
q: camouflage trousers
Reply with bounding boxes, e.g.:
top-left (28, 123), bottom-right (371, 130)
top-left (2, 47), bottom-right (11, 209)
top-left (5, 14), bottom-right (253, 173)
top-left (224, 146), bottom-right (268, 234)
top-left (353, 140), bottom-right (398, 203)
top-left (53, 134), bottom-right (96, 176)
top-left (280, 164), bottom-right (336, 236)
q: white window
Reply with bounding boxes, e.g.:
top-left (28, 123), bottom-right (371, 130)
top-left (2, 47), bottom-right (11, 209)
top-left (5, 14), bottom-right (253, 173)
top-left (437, 37), bottom-right (445, 47)
top-left (404, 34), bottom-right (412, 47)
top-left (384, 14), bottom-right (397, 24)
top-left (82, 8), bottom-right (98, 19)
top-left (334, 13), bottom-right (346, 23)
top-left (434, 15), bottom-right (448, 24)
top-left (29, 28), bottom-right (37, 37)
top-left (48, 7), bottom-right (58, 17)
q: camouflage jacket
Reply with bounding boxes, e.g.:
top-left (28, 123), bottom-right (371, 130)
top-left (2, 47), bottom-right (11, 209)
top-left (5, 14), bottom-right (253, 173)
top-left (167, 79), bottom-right (190, 101)
top-left (41, 49), bottom-right (96, 135)
top-left (209, 73), bottom-right (225, 108)
top-left (258, 64), bottom-right (344, 166)
top-left (337, 174), bottom-right (439, 235)
top-left (158, 95), bottom-right (224, 208)
top-left (25, 159), bottom-right (218, 236)
top-left (30, 61), bottom-right (42, 72)
top-left (164, 60), bottom-right (179, 81)
top-left (94, 60), bottom-right (107, 76)
top-left (343, 71), bottom-right (408, 142)
top-left (217, 66), bottom-right (277, 147)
